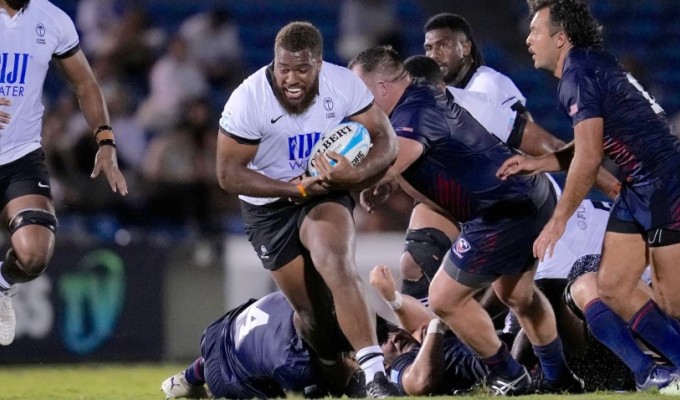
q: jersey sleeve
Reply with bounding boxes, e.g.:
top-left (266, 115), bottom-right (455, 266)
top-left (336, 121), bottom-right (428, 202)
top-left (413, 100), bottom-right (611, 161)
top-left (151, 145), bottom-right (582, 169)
top-left (389, 351), bottom-right (417, 396)
top-left (52, 10), bottom-right (80, 57)
top-left (559, 67), bottom-right (603, 126)
top-left (390, 105), bottom-right (430, 150)
top-left (334, 66), bottom-right (374, 116)
top-left (219, 84), bottom-right (263, 143)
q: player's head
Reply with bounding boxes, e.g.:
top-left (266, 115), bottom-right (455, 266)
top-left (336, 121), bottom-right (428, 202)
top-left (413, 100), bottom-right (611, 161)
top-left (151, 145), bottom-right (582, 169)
top-left (526, 0), bottom-right (603, 72)
top-left (376, 315), bottom-right (419, 369)
top-left (348, 45), bottom-right (410, 115)
top-left (423, 13), bottom-right (483, 85)
top-left (6, 0), bottom-right (30, 10)
top-left (272, 21), bottom-right (323, 115)
top-left (404, 55), bottom-right (446, 91)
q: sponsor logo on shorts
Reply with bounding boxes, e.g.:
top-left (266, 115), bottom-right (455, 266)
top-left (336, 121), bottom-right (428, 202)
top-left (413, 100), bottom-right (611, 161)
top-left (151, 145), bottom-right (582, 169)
top-left (259, 245), bottom-right (269, 259)
top-left (452, 238), bottom-right (471, 258)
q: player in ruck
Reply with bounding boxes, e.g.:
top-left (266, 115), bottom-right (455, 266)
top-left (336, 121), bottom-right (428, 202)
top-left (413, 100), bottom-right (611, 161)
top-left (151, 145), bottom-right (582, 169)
top-left (0, 0), bottom-right (128, 345)
top-left (215, 21), bottom-right (399, 397)
top-left (161, 291), bottom-right (362, 399)
top-left (350, 45), bottom-right (584, 395)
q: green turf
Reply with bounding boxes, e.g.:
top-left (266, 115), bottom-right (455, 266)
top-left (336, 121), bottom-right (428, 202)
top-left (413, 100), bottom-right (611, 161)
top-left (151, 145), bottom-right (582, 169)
top-left (0, 363), bottom-right (674, 399)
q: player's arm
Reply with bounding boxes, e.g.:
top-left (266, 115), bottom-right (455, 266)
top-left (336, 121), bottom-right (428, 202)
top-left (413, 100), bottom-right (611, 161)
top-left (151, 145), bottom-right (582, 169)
top-left (398, 319), bottom-right (448, 395)
top-left (553, 118), bottom-right (604, 225)
top-left (216, 132), bottom-right (322, 199)
top-left (346, 104), bottom-right (398, 189)
top-left (54, 49), bottom-right (128, 195)
top-left (369, 265), bottom-right (433, 334)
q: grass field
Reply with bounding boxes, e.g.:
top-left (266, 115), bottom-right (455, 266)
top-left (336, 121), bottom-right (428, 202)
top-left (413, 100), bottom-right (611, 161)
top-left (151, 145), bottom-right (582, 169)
top-left (0, 363), bottom-right (675, 399)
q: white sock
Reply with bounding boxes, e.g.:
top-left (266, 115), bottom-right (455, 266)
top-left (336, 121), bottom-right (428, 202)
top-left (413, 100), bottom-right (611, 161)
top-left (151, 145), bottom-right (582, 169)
top-left (356, 345), bottom-right (386, 384)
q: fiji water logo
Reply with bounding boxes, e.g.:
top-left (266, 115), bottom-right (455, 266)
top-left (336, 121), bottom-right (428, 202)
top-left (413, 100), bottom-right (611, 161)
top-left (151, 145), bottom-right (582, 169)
top-left (288, 131), bottom-right (322, 170)
top-left (0, 52), bottom-right (30, 84)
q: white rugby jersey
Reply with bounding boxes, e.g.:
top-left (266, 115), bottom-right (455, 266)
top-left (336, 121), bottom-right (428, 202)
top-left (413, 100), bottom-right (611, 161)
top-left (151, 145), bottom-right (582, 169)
top-left (535, 198), bottom-right (610, 280)
top-left (447, 86), bottom-right (517, 143)
top-left (464, 65), bottom-right (526, 109)
top-left (220, 61), bottom-right (373, 205)
top-left (0, 0), bottom-right (79, 165)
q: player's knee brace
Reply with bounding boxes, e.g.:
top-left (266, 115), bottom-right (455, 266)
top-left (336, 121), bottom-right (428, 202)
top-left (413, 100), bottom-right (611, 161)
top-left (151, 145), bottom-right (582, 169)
top-left (563, 280), bottom-right (586, 321)
top-left (401, 275), bottom-right (430, 304)
top-left (8, 208), bottom-right (58, 235)
top-left (403, 227), bottom-right (452, 281)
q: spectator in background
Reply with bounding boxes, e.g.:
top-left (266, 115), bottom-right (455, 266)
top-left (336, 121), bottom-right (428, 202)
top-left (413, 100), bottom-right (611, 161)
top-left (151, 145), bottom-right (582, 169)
top-left (141, 97), bottom-right (216, 231)
top-left (179, 6), bottom-right (246, 90)
top-left (0, 0), bottom-right (127, 346)
top-left (75, 0), bottom-right (123, 57)
top-left (136, 35), bottom-right (209, 133)
top-left (336, 0), bottom-right (405, 64)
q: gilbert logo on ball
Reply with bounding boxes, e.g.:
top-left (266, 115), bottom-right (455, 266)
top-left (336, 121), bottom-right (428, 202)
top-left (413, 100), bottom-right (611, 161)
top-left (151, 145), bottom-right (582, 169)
top-left (307, 122), bottom-right (372, 176)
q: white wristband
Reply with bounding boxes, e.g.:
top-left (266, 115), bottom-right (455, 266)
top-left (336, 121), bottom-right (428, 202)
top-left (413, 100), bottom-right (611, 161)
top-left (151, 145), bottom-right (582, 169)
top-left (386, 291), bottom-right (403, 311)
top-left (426, 319), bottom-right (447, 335)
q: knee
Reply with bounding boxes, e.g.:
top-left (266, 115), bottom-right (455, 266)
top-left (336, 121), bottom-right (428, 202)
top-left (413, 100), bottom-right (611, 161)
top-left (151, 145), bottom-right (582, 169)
top-left (569, 273), bottom-right (598, 310)
top-left (596, 274), bottom-right (620, 305)
top-left (399, 252), bottom-right (423, 281)
top-left (12, 246), bottom-right (50, 277)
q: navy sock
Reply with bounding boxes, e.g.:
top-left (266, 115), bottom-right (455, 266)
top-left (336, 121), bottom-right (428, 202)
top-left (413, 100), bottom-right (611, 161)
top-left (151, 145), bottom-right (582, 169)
top-left (532, 337), bottom-right (568, 383)
top-left (184, 357), bottom-right (205, 385)
top-left (584, 298), bottom-right (655, 384)
top-left (629, 299), bottom-right (680, 368)
top-left (482, 342), bottom-right (523, 378)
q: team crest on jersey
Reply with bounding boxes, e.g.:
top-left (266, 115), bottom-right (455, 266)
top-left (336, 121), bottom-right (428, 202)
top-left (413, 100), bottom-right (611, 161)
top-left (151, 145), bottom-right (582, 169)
top-left (452, 238), bottom-right (471, 258)
top-left (324, 97), bottom-right (336, 118)
top-left (36, 23), bottom-right (46, 44)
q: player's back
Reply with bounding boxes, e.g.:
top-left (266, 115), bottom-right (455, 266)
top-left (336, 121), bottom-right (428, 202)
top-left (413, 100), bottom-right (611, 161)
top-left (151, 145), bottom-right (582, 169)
top-left (220, 292), bottom-right (314, 397)
top-left (392, 79), bottom-right (552, 222)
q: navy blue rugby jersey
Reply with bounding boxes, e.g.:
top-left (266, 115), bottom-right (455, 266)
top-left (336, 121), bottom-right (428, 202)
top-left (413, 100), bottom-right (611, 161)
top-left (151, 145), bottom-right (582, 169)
top-left (559, 48), bottom-right (680, 184)
top-left (391, 79), bottom-right (551, 222)
top-left (220, 291), bottom-right (314, 395)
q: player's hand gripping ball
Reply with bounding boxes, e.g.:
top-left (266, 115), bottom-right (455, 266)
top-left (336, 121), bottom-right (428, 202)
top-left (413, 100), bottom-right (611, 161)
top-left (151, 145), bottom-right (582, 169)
top-left (307, 122), bottom-right (372, 176)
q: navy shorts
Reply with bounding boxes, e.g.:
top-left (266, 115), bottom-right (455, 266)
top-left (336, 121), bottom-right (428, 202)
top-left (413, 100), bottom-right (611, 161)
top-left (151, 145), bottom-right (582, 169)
top-left (240, 191), bottom-right (354, 270)
top-left (0, 149), bottom-right (53, 210)
top-left (610, 174), bottom-right (680, 232)
top-left (443, 195), bottom-right (555, 287)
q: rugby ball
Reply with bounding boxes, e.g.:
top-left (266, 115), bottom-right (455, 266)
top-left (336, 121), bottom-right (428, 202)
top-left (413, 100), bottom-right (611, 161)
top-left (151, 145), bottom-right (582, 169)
top-left (307, 122), bottom-right (371, 176)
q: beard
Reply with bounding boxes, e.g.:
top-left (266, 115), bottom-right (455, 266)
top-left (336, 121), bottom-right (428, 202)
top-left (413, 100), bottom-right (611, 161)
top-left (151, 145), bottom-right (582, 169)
top-left (272, 76), bottom-right (320, 115)
top-left (6, 0), bottom-right (29, 10)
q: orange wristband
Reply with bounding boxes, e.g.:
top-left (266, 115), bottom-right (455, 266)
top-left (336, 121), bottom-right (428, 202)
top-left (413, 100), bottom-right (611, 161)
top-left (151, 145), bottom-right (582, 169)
top-left (296, 183), bottom-right (307, 198)
top-left (609, 182), bottom-right (622, 198)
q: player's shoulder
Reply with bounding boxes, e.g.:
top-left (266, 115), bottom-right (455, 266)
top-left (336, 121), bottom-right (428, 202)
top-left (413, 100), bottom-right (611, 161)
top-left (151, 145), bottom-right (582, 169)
top-left (467, 66), bottom-right (526, 104)
top-left (25, 0), bottom-right (73, 23)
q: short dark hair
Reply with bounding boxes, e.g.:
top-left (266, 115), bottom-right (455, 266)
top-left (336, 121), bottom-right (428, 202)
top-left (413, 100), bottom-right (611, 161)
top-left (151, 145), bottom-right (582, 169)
top-left (424, 13), bottom-right (484, 68)
top-left (348, 45), bottom-right (403, 76)
top-left (527, 0), bottom-right (603, 49)
top-left (404, 55), bottom-right (443, 84)
top-left (275, 21), bottom-right (323, 58)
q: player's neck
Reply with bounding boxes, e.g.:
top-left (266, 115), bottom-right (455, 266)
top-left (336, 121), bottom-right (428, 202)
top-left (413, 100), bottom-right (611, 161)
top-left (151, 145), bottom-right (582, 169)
top-left (0, 2), bottom-right (20, 17)
top-left (554, 44), bottom-right (573, 79)
top-left (450, 57), bottom-right (473, 87)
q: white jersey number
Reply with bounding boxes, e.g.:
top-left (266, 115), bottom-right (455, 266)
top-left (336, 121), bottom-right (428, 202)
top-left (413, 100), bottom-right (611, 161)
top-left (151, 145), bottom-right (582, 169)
top-left (626, 73), bottom-right (664, 114)
top-left (235, 305), bottom-right (269, 349)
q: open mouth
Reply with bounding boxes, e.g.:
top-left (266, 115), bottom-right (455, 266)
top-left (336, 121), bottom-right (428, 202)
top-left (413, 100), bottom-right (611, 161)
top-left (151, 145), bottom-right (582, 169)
top-left (285, 87), bottom-right (304, 101)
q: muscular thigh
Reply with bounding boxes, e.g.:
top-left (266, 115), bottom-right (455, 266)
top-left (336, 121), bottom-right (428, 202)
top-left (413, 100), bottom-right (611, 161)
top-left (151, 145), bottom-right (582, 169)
top-left (299, 193), bottom-right (355, 261)
top-left (597, 230), bottom-right (647, 290)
